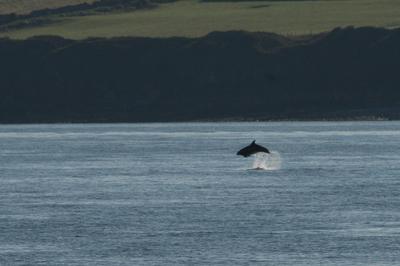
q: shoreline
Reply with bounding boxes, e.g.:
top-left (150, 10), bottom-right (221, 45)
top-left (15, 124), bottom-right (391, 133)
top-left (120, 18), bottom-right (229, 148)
top-left (0, 116), bottom-right (392, 125)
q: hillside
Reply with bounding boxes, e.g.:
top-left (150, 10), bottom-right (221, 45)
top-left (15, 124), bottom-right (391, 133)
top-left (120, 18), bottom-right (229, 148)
top-left (0, 0), bottom-right (95, 15)
top-left (1, 0), bottom-right (400, 39)
top-left (0, 26), bottom-right (399, 123)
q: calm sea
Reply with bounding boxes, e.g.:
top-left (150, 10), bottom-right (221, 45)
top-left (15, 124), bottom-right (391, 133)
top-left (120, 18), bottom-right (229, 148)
top-left (1, 122), bottom-right (400, 265)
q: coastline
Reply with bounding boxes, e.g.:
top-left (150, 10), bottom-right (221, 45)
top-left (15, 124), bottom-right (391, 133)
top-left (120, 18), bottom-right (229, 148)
top-left (0, 115), bottom-right (392, 125)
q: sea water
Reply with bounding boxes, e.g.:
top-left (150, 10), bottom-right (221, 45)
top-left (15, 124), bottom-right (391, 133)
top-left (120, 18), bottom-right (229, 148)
top-left (1, 122), bottom-right (400, 265)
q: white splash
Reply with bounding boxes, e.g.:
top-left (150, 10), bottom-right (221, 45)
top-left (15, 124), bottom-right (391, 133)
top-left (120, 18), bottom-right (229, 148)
top-left (252, 151), bottom-right (281, 170)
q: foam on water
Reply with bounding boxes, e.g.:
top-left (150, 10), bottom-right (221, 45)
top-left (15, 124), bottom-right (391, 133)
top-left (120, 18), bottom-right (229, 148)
top-left (252, 151), bottom-right (282, 170)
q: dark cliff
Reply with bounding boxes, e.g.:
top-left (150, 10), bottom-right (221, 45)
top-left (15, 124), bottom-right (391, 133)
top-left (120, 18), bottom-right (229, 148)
top-left (1, 26), bottom-right (400, 123)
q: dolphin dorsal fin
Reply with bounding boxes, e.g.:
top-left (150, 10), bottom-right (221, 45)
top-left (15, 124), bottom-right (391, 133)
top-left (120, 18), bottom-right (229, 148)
top-left (251, 140), bottom-right (256, 145)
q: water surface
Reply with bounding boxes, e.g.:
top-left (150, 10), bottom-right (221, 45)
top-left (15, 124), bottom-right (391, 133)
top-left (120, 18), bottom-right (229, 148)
top-left (1, 122), bottom-right (400, 265)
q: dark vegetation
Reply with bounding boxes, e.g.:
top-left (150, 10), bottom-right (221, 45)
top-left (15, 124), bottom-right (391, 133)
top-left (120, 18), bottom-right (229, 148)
top-left (202, 0), bottom-right (308, 1)
top-left (0, 26), bottom-right (400, 123)
top-left (0, 0), bottom-right (173, 30)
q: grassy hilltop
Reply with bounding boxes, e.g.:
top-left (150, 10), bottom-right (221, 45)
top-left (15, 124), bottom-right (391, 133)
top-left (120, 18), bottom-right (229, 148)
top-left (1, 0), bottom-right (400, 39)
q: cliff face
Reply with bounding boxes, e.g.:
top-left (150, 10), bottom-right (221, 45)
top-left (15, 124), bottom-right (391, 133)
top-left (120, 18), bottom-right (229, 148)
top-left (1, 27), bottom-right (400, 123)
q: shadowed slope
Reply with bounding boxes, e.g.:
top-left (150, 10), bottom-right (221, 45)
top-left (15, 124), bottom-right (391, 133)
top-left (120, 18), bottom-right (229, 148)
top-left (0, 27), bottom-right (400, 123)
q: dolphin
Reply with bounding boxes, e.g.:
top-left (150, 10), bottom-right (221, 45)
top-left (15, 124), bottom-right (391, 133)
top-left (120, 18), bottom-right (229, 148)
top-left (236, 140), bottom-right (270, 157)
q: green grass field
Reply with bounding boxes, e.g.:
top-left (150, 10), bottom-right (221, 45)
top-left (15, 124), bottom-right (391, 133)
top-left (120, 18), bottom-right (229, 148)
top-left (1, 0), bottom-right (400, 39)
top-left (0, 0), bottom-right (94, 14)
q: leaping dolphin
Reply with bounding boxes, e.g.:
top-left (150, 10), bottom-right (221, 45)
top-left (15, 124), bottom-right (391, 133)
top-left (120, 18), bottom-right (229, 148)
top-left (237, 140), bottom-right (270, 157)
